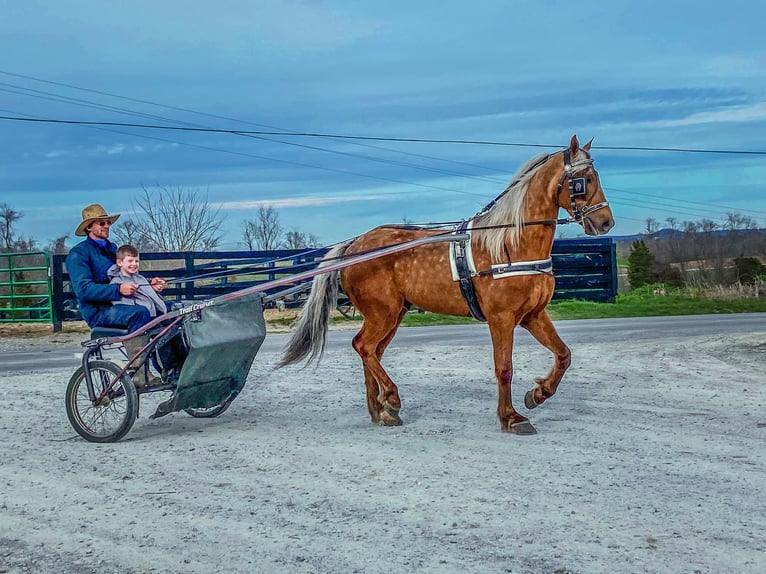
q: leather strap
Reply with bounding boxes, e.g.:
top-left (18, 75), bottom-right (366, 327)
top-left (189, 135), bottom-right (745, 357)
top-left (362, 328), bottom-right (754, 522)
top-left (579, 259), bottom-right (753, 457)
top-left (453, 221), bottom-right (486, 322)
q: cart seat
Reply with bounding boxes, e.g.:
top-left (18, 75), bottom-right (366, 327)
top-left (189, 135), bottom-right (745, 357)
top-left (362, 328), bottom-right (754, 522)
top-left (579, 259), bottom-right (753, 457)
top-left (90, 326), bottom-right (130, 339)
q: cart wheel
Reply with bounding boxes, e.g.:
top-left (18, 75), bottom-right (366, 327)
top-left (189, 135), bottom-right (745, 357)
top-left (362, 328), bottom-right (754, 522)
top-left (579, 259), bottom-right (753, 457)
top-left (65, 360), bottom-right (138, 443)
top-left (183, 395), bottom-right (236, 418)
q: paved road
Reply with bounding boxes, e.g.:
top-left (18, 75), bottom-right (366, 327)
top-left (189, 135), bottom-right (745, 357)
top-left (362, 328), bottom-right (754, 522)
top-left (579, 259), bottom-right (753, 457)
top-left (2, 313), bottom-right (764, 374)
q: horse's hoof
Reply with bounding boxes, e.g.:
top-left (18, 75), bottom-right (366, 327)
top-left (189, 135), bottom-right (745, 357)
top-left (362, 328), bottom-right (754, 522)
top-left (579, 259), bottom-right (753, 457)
top-left (379, 404), bottom-right (403, 426)
top-left (507, 420), bottom-right (537, 435)
top-left (524, 390), bottom-right (538, 410)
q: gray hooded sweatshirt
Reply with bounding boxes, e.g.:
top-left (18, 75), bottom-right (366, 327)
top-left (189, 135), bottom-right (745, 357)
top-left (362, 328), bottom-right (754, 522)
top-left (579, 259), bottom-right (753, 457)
top-left (107, 264), bottom-right (168, 317)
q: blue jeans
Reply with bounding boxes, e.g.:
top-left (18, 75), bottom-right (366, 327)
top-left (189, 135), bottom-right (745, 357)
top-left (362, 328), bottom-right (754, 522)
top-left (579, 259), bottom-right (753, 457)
top-left (91, 304), bottom-right (187, 373)
top-left (90, 304), bottom-right (152, 332)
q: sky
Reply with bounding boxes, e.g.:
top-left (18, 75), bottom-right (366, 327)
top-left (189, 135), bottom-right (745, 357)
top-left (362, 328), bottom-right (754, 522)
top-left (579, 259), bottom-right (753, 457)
top-left (2, 0), bottom-right (765, 250)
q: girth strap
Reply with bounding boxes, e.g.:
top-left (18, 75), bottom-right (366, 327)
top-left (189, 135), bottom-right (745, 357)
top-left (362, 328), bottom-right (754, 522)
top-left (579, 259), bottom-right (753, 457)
top-left (451, 221), bottom-right (487, 322)
top-left (480, 258), bottom-right (553, 278)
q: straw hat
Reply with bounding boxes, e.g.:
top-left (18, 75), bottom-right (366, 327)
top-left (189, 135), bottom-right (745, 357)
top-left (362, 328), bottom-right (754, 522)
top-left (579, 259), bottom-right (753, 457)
top-left (75, 204), bottom-right (121, 236)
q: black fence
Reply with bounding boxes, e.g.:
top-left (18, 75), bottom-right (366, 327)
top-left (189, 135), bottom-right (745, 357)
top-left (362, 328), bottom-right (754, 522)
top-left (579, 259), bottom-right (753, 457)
top-left (550, 238), bottom-right (617, 302)
top-left (51, 238), bottom-right (616, 331)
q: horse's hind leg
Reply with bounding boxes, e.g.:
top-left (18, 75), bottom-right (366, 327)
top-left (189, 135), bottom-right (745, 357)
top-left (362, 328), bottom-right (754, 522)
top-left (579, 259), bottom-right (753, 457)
top-left (352, 307), bottom-right (407, 426)
top-left (520, 310), bottom-right (571, 409)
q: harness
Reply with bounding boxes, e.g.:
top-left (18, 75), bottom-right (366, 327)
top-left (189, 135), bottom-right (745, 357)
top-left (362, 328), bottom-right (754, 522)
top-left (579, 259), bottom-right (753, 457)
top-left (449, 147), bottom-right (609, 322)
top-left (449, 221), bottom-right (553, 322)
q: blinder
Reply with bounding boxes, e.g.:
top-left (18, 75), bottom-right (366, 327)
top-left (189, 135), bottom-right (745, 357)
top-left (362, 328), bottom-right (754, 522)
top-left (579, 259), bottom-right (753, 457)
top-left (559, 148), bottom-right (607, 225)
top-left (570, 176), bottom-right (587, 198)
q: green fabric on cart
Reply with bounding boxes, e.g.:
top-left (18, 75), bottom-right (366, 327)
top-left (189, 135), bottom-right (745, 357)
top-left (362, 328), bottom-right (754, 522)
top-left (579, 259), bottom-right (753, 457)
top-left (150, 292), bottom-right (266, 418)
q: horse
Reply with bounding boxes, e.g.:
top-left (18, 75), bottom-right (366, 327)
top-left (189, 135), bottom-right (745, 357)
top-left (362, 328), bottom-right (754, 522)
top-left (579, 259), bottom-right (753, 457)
top-left (279, 135), bottom-right (615, 434)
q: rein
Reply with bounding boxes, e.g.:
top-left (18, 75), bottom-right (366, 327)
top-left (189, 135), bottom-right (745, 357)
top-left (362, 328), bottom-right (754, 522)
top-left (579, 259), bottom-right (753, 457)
top-left (163, 147), bottom-right (608, 286)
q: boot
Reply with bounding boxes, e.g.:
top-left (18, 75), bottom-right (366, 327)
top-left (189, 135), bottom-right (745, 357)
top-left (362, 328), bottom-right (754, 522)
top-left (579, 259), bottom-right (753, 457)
top-left (123, 334), bottom-right (162, 388)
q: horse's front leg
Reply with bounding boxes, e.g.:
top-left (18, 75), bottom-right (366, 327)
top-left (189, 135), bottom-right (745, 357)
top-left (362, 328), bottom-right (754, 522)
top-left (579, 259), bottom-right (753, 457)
top-left (487, 321), bottom-right (537, 435)
top-left (520, 309), bottom-right (571, 409)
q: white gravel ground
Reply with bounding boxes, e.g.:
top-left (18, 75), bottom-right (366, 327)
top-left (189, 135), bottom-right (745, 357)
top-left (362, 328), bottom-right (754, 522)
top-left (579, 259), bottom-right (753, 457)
top-left (0, 330), bottom-right (764, 574)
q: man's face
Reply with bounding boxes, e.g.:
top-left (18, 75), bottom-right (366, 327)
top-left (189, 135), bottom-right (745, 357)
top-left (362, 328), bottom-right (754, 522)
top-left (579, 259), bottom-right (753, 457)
top-left (87, 219), bottom-right (112, 241)
top-left (117, 254), bottom-right (140, 275)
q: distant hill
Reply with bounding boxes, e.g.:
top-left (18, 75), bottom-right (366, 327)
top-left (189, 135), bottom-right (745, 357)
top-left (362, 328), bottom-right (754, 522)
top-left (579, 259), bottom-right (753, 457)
top-left (611, 227), bottom-right (766, 244)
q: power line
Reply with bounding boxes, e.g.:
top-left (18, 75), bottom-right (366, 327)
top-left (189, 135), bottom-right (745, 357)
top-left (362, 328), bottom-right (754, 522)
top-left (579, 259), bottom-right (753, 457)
top-left (2, 70), bottom-right (764, 228)
top-left (2, 110), bottom-right (761, 225)
top-left (0, 69), bottom-right (512, 174)
top-left (605, 186), bottom-right (766, 218)
top-left (2, 115), bottom-right (766, 155)
top-left (0, 108), bottom-right (491, 202)
top-left (0, 83), bottom-right (507, 187)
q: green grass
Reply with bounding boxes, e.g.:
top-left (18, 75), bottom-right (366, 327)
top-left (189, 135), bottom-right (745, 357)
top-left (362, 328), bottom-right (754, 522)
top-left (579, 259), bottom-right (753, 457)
top-left (399, 284), bottom-right (766, 326)
top-left (266, 284), bottom-right (765, 329)
top-left (547, 293), bottom-right (766, 320)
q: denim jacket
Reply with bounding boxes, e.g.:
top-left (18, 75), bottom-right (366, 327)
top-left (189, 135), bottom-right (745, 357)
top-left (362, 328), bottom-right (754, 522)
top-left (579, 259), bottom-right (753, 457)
top-left (65, 238), bottom-right (120, 325)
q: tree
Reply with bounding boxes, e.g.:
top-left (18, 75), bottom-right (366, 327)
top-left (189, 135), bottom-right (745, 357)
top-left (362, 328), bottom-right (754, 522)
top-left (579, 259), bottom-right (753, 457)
top-left (112, 185), bottom-right (224, 251)
top-left (241, 206), bottom-right (283, 250)
top-left (724, 212), bottom-right (758, 232)
top-left (44, 235), bottom-right (70, 255)
top-left (733, 257), bottom-right (764, 285)
top-left (283, 229), bottom-right (321, 249)
top-left (644, 217), bottom-right (659, 235)
top-left (110, 219), bottom-right (159, 252)
top-left (627, 240), bottom-right (655, 289)
top-left (0, 203), bottom-right (23, 251)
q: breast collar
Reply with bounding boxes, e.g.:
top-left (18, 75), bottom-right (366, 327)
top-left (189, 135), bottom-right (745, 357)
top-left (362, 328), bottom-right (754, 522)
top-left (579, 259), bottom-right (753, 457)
top-left (448, 220), bottom-right (553, 321)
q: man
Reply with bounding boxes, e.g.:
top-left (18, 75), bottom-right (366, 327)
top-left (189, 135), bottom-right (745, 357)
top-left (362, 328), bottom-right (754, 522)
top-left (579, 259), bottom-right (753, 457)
top-left (66, 204), bottom-right (167, 387)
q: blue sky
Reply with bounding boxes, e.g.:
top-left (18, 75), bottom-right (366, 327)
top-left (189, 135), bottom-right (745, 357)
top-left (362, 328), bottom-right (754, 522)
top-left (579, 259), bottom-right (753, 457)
top-left (2, 0), bottom-right (765, 249)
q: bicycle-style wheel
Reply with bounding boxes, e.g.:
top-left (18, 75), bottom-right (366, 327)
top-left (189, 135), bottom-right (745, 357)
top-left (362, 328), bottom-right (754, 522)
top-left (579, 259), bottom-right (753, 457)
top-left (65, 360), bottom-right (138, 443)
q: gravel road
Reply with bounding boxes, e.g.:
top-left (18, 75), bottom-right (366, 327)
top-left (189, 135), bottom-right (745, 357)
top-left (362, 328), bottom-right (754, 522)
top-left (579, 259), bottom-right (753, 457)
top-left (0, 324), bottom-right (764, 573)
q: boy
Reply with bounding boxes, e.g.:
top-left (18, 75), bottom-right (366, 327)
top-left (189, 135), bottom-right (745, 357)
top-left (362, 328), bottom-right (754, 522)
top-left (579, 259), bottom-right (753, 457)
top-left (108, 244), bottom-right (185, 386)
top-left (107, 244), bottom-right (168, 317)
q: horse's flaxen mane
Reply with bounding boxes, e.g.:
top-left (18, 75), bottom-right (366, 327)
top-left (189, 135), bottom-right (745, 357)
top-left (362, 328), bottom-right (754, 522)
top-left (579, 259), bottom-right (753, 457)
top-left (474, 147), bottom-right (590, 260)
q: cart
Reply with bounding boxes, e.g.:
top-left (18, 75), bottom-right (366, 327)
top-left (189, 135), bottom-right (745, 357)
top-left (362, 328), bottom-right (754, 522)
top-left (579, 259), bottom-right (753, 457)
top-left (64, 233), bottom-right (466, 442)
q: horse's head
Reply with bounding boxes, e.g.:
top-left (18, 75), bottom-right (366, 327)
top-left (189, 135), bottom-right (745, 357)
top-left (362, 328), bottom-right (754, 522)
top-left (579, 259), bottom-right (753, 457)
top-left (557, 135), bottom-right (615, 236)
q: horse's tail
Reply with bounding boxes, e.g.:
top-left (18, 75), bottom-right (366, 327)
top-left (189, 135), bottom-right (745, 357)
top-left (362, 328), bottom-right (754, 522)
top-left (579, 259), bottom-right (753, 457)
top-left (277, 242), bottom-right (350, 368)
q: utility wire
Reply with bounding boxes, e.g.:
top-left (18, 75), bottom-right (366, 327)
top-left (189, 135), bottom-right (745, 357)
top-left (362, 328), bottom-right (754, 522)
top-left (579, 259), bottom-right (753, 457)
top-left (2, 71), bottom-right (764, 226)
top-left (1, 110), bottom-right (759, 225)
top-left (605, 186), bottom-right (766, 218)
top-left (0, 83), bottom-right (507, 186)
top-left (2, 115), bottom-right (766, 155)
top-left (0, 69), bottom-right (510, 174)
top-left (0, 108), bottom-right (491, 202)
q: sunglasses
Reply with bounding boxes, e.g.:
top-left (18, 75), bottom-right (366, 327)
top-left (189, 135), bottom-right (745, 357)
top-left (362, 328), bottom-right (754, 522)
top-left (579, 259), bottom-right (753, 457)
top-left (93, 220), bottom-right (112, 227)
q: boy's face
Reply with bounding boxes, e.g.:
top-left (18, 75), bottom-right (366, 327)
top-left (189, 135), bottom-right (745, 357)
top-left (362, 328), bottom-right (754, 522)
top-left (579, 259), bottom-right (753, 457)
top-left (117, 254), bottom-right (140, 275)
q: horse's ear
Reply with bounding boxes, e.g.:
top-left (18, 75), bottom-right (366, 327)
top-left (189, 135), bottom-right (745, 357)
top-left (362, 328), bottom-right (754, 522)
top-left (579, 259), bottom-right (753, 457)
top-left (583, 138), bottom-right (594, 151)
top-left (569, 134), bottom-right (579, 156)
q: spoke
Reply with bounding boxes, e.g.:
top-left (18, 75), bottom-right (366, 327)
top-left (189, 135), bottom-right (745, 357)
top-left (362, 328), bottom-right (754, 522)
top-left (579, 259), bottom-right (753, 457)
top-left (75, 371), bottom-right (129, 437)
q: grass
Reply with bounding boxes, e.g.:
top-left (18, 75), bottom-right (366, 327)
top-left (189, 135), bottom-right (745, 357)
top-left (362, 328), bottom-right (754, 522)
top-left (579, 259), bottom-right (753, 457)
top-left (262, 283), bottom-right (765, 330)
top-left (398, 283), bottom-right (766, 326)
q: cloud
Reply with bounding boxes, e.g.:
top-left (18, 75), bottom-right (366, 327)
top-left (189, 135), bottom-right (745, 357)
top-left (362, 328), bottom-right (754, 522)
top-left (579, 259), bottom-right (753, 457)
top-left (216, 193), bottom-right (396, 211)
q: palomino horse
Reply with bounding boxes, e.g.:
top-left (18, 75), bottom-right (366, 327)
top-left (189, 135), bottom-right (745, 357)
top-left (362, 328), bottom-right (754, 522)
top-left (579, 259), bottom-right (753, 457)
top-left (280, 135), bottom-right (615, 434)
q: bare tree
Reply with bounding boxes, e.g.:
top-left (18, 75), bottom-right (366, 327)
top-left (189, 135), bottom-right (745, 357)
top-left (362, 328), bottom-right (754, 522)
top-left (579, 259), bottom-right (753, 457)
top-left (283, 229), bottom-right (321, 249)
top-left (724, 212), bottom-right (758, 232)
top-left (44, 235), bottom-right (70, 255)
top-left (241, 206), bottom-right (283, 250)
top-left (644, 217), bottom-right (659, 235)
top-left (115, 185), bottom-right (224, 251)
top-left (110, 219), bottom-right (159, 252)
top-left (0, 203), bottom-right (22, 251)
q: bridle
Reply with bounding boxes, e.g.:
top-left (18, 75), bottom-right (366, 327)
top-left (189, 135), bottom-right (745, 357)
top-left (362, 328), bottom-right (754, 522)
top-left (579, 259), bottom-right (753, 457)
top-left (557, 149), bottom-right (610, 233)
top-left (472, 147), bottom-right (610, 232)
